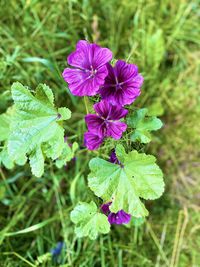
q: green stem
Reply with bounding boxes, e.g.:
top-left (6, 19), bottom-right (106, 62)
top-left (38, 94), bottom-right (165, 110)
top-left (84, 96), bottom-right (89, 114)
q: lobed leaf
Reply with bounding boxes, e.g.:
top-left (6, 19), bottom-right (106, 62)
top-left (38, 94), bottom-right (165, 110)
top-left (88, 144), bottom-right (164, 217)
top-left (0, 107), bottom-right (13, 142)
top-left (0, 108), bottom-right (16, 169)
top-left (55, 142), bottom-right (78, 169)
top-left (0, 145), bottom-right (15, 169)
top-left (127, 108), bottom-right (163, 143)
top-left (70, 201), bottom-right (110, 240)
top-left (7, 82), bottom-right (71, 177)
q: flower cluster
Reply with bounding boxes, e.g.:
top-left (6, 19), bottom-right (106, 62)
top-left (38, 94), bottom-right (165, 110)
top-left (62, 40), bottom-right (143, 150)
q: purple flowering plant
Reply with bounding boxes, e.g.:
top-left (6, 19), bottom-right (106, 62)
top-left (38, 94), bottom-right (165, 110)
top-left (63, 40), bottom-right (164, 240)
top-left (0, 40), bottom-right (164, 241)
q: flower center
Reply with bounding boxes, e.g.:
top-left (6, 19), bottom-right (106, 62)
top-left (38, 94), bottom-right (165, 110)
top-left (116, 83), bottom-right (122, 91)
top-left (89, 66), bottom-right (97, 78)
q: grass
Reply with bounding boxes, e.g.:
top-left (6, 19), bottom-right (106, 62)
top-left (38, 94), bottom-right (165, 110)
top-left (0, 0), bottom-right (200, 266)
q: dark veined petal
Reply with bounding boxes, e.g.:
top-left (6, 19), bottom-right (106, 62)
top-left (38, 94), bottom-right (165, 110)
top-left (84, 132), bottom-right (104, 150)
top-left (93, 65), bottom-right (108, 87)
top-left (108, 104), bottom-right (128, 120)
top-left (105, 63), bottom-right (116, 83)
top-left (120, 86), bottom-right (141, 105)
top-left (99, 60), bottom-right (143, 106)
top-left (85, 114), bottom-right (105, 137)
top-left (125, 73), bottom-right (144, 88)
top-left (91, 45), bottom-right (112, 69)
top-left (93, 100), bottom-right (110, 118)
top-left (115, 60), bottom-right (138, 82)
top-left (63, 68), bottom-right (102, 96)
top-left (99, 89), bottom-right (123, 106)
top-left (108, 210), bottom-right (131, 225)
top-left (106, 121), bottom-right (127, 140)
top-left (91, 100), bottom-right (128, 139)
top-left (93, 100), bottom-right (128, 120)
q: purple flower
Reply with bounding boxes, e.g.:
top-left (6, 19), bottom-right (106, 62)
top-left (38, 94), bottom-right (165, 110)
top-left (62, 40), bottom-right (112, 96)
top-left (99, 60), bottom-right (144, 106)
top-left (85, 100), bottom-right (128, 140)
top-left (101, 202), bottom-right (131, 225)
top-left (84, 132), bottom-right (104, 150)
top-left (108, 210), bottom-right (131, 225)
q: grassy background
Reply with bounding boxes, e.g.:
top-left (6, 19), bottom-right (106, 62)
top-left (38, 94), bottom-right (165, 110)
top-left (0, 0), bottom-right (200, 266)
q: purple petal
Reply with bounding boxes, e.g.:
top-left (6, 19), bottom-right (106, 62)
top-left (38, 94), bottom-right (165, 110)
top-left (93, 65), bottom-right (109, 89)
top-left (90, 44), bottom-right (113, 69)
top-left (106, 121), bottom-right (127, 140)
top-left (93, 100), bottom-right (128, 120)
top-left (63, 68), bottom-right (108, 96)
top-left (93, 100), bottom-right (110, 118)
top-left (101, 202), bottom-right (112, 214)
top-left (108, 210), bottom-right (131, 225)
top-left (108, 104), bottom-right (128, 120)
top-left (63, 40), bottom-right (112, 96)
top-left (91, 100), bottom-right (128, 139)
top-left (129, 73), bottom-right (144, 88)
top-left (120, 87), bottom-right (141, 105)
top-left (84, 132), bottom-right (104, 150)
top-left (85, 114), bottom-right (105, 137)
top-left (115, 60), bottom-right (138, 82)
top-left (62, 68), bottom-right (92, 96)
top-left (67, 40), bottom-right (91, 69)
top-left (68, 41), bottom-right (112, 70)
top-left (109, 151), bottom-right (120, 164)
top-left (99, 60), bottom-right (143, 106)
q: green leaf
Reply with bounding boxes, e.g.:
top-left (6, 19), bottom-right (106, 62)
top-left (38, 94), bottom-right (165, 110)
top-left (127, 108), bottom-right (163, 143)
top-left (55, 142), bottom-right (78, 169)
top-left (0, 108), bottom-right (16, 169)
top-left (29, 147), bottom-right (44, 177)
top-left (0, 107), bottom-right (13, 141)
top-left (70, 201), bottom-right (110, 240)
top-left (8, 82), bottom-right (71, 177)
top-left (44, 127), bottom-right (66, 160)
top-left (57, 107), bottom-right (71, 121)
top-left (88, 145), bottom-right (164, 218)
top-left (0, 145), bottom-right (15, 169)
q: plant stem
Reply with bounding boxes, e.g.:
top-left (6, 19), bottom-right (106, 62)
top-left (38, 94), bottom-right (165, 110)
top-left (84, 96), bottom-right (89, 114)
